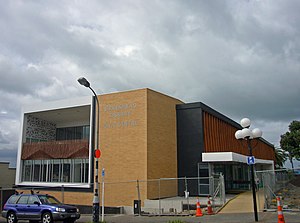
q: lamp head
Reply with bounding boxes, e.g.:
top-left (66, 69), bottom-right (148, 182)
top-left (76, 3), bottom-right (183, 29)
top-left (235, 130), bottom-right (243, 140)
top-left (241, 128), bottom-right (252, 138)
top-left (77, 77), bottom-right (90, 88)
top-left (241, 118), bottom-right (251, 128)
top-left (252, 128), bottom-right (263, 138)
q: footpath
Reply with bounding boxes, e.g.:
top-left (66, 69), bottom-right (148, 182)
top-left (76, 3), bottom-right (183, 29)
top-left (1, 189), bottom-right (300, 223)
top-left (76, 212), bottom-right (300, 223)
top-left (219, 190), bottom-right (265, 213)
top-left (1, 211), bottom-right (300, 223)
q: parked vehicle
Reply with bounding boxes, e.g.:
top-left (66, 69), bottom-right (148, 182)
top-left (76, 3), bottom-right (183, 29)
top-left (2, 192), bottom-right (80, 223)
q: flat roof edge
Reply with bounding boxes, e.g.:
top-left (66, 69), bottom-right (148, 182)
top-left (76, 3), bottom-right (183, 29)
top-left (23, 96), bottom-right (92, 113)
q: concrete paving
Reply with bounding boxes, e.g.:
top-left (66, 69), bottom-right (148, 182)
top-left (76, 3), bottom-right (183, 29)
top-left (1, 212), bottom-right (300, 223)
top-left (219, 190), bottom-right (265, 213)
top-left (77, 212), bottom-right (300, 223)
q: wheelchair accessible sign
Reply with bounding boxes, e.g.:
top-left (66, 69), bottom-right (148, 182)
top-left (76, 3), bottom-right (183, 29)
top-left (247, 156), bottom-right (255, 165)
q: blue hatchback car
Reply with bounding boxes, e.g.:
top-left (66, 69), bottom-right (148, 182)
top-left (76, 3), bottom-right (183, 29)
top-left (2, 193), bottom-right (80, 223)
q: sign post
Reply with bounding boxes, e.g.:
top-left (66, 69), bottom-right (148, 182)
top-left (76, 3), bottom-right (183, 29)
top-left (101, 168), bottom-right (105, 222)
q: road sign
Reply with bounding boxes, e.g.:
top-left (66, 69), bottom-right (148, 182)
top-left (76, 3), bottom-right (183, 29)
top-left (102, 168), bottom-right (105, 177)
top-left (95, 149), bottom-right (101, 158)
top-left (247, 156), bottom-right (255, 165)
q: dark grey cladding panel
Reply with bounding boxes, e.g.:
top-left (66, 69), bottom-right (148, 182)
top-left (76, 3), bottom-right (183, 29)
top-left (176, 106), bottom-right (204, 178)
top-left (177, 102), bottom-right (241, 129)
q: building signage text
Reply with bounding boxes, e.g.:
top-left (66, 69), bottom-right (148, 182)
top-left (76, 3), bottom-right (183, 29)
top-left (103, 103), bottom-right (138, 129)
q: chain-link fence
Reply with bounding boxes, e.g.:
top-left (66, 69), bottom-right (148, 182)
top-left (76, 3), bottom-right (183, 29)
top-left (104, 174), bottom-right (226, 215)
top-left (1, 174), bottom-right (226, 215)
top-left (256, 168), bottom-right (299, 210)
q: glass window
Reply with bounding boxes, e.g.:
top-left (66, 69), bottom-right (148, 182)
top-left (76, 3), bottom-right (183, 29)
top-left (8, 195), bottom-right (19, 204)
top-left (47, 161), bottom-right (52, 182)
top-left (52, 160), bottom-right (60, 182)
top-left (56, 128), bottom-right (65, 141)
top-left (17, 196), bottom-right (29, 204)
top-left (33, 160), bottom-right (41, 181)
top-left (73, 159), bottom-right (82, 183)
top-left (38, 195), bottom-right (61, 205)
top-left (28, 196), bottom-right (39, 204)
top-left (83, 126), bottom-right (90, 140)
top-left (82, 159), bottom-right (89, 183)
top-left (56, 126), bottom-right (90, 141)
top-left (23, 160), bottom-right (32, 181)
top-left (41, 160), bottom-right (47, 182)
top-left (62, 159), bottom-right (71, 182)
top-left (21, 158), bottom-right (89, 184)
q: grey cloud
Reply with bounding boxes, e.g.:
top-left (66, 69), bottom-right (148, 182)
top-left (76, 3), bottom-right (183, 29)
top-left (0, 0), bottom-right (300, 165)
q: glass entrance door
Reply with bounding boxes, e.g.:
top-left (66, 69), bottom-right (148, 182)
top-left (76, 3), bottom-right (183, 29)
top-left (197, 163), bottom-right (210, 195)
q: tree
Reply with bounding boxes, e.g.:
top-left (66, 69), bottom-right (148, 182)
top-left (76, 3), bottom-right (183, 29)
top-left (280, 120), bottom-right (300, 170)
top-left (274, 147), bottom-right (287, 168)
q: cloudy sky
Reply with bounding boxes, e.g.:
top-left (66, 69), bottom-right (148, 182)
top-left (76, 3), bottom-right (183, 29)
top-left (0, 0), bottom-right (300, 167)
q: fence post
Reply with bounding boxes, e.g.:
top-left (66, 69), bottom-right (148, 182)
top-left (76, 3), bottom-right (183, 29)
top-left (0, 188), bottom-right (3, 212)
top-left (158, 179), bottom-right (161, 215)
top-left (184, 177), bottom-right (190, 212)
top-left (219, 173), bottom-right (226, 205)
top-left (136, 180), bottom-right (141, 216)
top-left (61, 185), bottom-right (64, 204)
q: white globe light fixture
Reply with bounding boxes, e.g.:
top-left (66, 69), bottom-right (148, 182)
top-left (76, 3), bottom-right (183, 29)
top-left (235, 130), bottom-right (243, 140)
top-left (252, 128), bottom-right (262, 139)
top-left (241, 117), bottom-right (251, 128)
top-left (241, 128), bottom-right (252, 138)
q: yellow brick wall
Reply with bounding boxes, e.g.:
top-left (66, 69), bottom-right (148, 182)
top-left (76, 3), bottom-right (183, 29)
top-left (146, 89), bottom-right (183, 199)
top-left (18, 190), bottom-right (93, 206)
top-left (98, 89), bottom-right (148, 206)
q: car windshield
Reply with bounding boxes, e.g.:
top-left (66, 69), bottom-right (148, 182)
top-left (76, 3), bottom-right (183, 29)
top-left (38, 195), bottom-right (61, 205)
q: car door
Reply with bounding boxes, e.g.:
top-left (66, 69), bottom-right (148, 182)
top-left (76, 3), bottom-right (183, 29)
top-left (15, 195), bottom-right (29, 219)
top-left (26, 195), bottom-right (42, 220)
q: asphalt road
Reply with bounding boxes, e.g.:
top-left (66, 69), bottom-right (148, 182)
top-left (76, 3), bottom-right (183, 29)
top-left (1, 212), bottom-right (300, 223)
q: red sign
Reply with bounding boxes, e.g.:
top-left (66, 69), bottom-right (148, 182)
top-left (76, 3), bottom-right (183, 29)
top-left (94, 149), bottom-right (101, 158)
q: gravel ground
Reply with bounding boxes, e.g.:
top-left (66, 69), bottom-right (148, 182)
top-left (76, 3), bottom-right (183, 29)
top-left (276, 175), bottom-right (300, 210)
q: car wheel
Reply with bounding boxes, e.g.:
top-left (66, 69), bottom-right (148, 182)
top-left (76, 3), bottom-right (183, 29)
top-left (7, 212), bottom-right (17, 223)
top-left (42, 212), bottom-right (53, 223)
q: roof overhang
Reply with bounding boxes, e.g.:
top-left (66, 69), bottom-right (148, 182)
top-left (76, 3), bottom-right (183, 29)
top-left (202, 152), bottom-right (274, 165)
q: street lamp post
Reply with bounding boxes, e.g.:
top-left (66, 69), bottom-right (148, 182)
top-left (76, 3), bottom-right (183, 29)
top-left (77, 77), bottom-right (101, 223)
top-left (235, 118), bottom-right (262, 222)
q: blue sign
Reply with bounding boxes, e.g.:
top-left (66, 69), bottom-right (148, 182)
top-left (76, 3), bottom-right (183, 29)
top-left (102, 168), bottom-right (105, 177)
top-left (247, 156), bottom-right (255, 165)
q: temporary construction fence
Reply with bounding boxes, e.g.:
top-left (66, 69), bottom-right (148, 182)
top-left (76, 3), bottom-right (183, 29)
top-left (1, 174), bottom-right (226, 215)
top-left (103, 174), bottom-right (226, 215)
top-left (256, 168), bottom-right (299, 210)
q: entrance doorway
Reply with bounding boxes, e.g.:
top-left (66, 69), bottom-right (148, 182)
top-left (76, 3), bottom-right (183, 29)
top-left (213, 163), bottom-right (250, 192)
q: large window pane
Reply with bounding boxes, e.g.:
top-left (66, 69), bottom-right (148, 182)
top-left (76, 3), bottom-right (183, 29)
top-left (23, 160), bottom-right (32, 181)
top-left (33, 160), bottom-right (41, 181)
top-left (83, 126), bottom-right (90, 140)
top-left (22, 158), bottom-right (89, 184)
top-left (56, 126), bottom-right (90, 141)
top-left (52, 160), bottom-right (60, 182)
top-left (62, 159), bottom-right (71, 182)
top-left (41, 160), bottom-right (47, 182)
top-left (73, 159), bottom-right (82, 183)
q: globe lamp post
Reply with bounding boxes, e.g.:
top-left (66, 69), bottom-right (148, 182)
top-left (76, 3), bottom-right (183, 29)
top-left (235, 118), bottom-right (262, 222)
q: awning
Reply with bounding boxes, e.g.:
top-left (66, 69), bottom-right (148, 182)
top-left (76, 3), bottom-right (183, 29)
top-left (202, 152), bottom-right (274, 165)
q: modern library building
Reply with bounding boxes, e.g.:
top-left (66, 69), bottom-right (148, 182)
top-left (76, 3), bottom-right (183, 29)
top-left (15, 88), bottom-right (275, 208)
